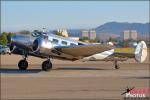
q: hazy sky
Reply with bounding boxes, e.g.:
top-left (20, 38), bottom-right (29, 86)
top-left (1, 1), bottom-right (149, 32)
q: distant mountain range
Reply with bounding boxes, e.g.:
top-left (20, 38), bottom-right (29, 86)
top-left (68, 22), bottom-right (149, 37)
top-left (95, 22), bottom-right (149, 36)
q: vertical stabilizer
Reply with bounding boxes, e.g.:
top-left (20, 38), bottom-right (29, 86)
top-left (134, 41), bottom-right (147, 63)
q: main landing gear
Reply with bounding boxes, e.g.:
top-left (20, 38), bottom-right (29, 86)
top-left (18, 56), bottom-right (28, 70)
top-left (18, 58), bottom-right (52, 71)
top-left (42, 59), bottom-right (53, 71)
top-left (114, 60), bottom-right (119, 69)
top-left (18, 54), bottom-right (52, 71)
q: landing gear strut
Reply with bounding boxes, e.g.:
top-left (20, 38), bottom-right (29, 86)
top-left (42, 58), bottom-right (52, 71)
top-left (18, 55), bottom-right (28, 70)
top-left (114, 60), bottom-right (119, 69)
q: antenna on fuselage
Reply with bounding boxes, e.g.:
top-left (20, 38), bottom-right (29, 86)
top-left (42, 28), bottom-right (47, 36)
top-left (42, 28), bottom-right (46, 33)
top-left (42, 28), bottom-right (48, 39)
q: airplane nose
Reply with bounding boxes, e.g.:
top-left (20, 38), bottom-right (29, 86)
top-left (10, 36), bottom-right (21, 44)
top-left (10, 35), bottom-right (33, 51)
top-left (9, 35), bottom-right (20, 52)
top-left (10, 35), bottom-right (31, 44)
top-left (9, 36), bottom-right (17, 52)
top-left (10, 35), bottom-right (24, 44)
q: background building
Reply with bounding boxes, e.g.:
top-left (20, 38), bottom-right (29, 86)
top-left (57, 29), bottom-right (68, 37)
top-left (81, 30), bottom-right (96, 40)
top-left (130, 30), bottom-right (138, 40)
top-left (122, 30), bottom-right (138, 40)
top-left (81, 30), bottom-right (89, 38)
top-left (122, 30), bottom-right (130, 40)
top-left (89, 30), bottom-right (96, 40)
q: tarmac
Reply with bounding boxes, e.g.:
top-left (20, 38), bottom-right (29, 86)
top-left (0, 54), bottom-right (149, 100)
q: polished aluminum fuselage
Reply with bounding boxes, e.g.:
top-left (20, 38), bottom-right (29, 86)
top-left (10, 33), bottom-right (88, 60)
top-left (10, 32), bottom-right (120, 61)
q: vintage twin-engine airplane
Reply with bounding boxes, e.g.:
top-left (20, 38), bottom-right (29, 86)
top-left (9, 31), bottom-right (147, 71)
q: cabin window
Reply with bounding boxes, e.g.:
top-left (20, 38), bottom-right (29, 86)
top-left (70, 43), bottom-right (76, 46)
top-left (61, 41), bottom-right (67, 45)
top-left (52, 39), bottom-right (59, 44)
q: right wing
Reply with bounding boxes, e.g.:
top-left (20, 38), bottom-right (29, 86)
top-left (55, 44), bottom-right (114, 57)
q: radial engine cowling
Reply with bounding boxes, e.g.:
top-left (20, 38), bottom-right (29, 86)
top-left (32, 38), bottom-right (54, 55)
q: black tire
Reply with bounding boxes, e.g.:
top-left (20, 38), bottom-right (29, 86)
top-left (42, 60), bottom-right (52, 71)
top-left (115, 65), bottom-right (119, 69)
top-left (18, 60), bottom-right (28, 70)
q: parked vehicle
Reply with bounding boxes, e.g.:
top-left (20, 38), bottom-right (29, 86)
top-left (0, 45), bottom-right (11, 55)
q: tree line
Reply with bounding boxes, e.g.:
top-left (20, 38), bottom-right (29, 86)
top-left (0, 32), bottom-right (15, 46)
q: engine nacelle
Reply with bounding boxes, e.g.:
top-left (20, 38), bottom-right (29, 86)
top-left (10, 35), bottom-right (32, 52)
top-left (32, 38), bottom-right (54, 55)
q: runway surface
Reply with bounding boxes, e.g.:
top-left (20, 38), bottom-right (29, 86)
top-left (0, 55), bottom-right (150, 100)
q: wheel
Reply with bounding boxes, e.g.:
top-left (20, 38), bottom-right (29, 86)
top-left (115, 65), bottom-right (119, 69)
top-left (18, 59), bottom-right (28, 70)
top-left (42, 60), bottom-right (52, 71)
top-left (114, 60), bottom-right (119, 69)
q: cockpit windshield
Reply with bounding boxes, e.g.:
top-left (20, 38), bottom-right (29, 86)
top-left (32, 30), bottom-right (47, 38)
